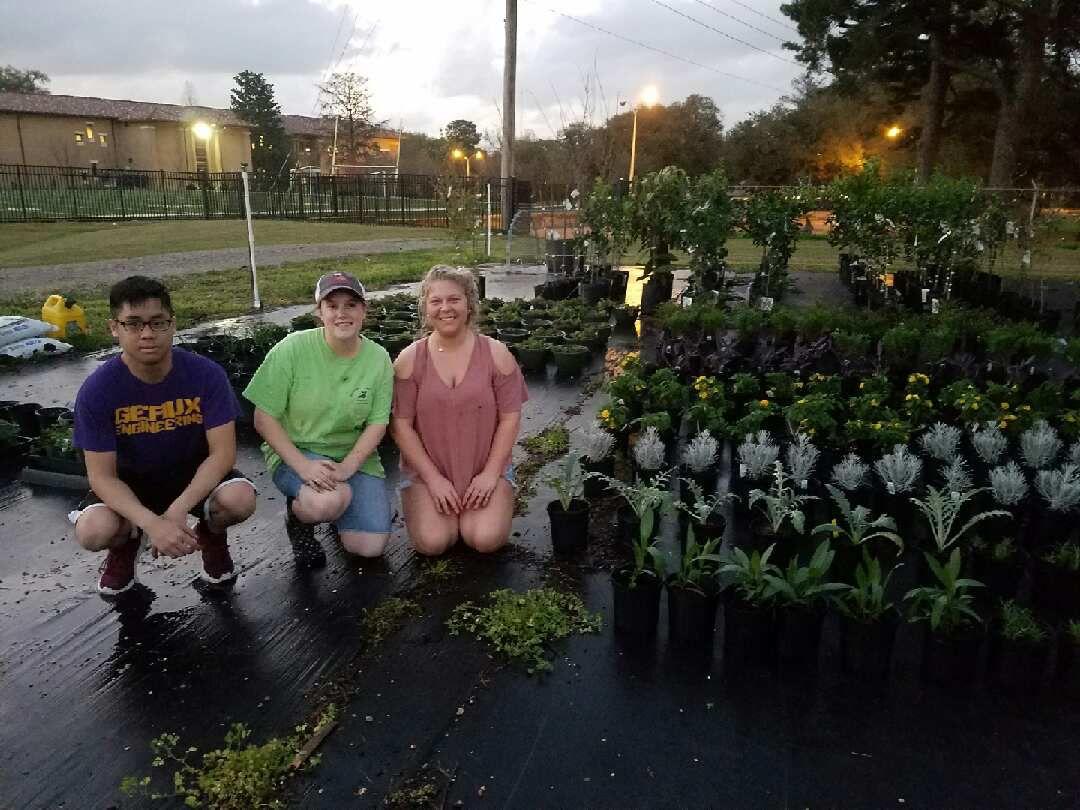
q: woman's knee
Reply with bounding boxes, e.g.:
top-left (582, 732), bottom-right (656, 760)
top-left (74, 507), bottom-right (128, 552)
top-left (294, 484), bottom-right (351, 523)
top-left (339, 531), bottom-right (390, 558)
top-left (460, 523), bottom-right (509, 554)
top-left (408, 525), bottom-right (458, 556)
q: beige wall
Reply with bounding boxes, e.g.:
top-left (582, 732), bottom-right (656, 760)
top-left (0, 114), bottom-right (252, 171)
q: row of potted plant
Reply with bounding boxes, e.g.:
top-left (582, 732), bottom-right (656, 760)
top-left (0, 401), bottom-right (82, 478)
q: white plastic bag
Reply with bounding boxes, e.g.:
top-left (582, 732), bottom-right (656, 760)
top-left (0, 316), bottom-right (54, 348)
top-left (0, 336), bottom-right (72, 358)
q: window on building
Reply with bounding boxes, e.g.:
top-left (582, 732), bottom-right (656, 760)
top-left (74, 133), bottom-right (84, 145)
top-left (99, 134), bottom-right (108, 147)
top-left (85, 124), bottom-right (94, 140)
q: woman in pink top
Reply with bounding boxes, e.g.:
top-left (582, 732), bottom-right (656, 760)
top-left (392, 266), bottom-right (528, 555)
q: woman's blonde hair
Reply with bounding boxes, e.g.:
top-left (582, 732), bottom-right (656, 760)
top-left (419, 265), bottom-right (480, 332)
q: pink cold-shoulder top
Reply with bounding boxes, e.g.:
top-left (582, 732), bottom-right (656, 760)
top-left (392, 335), bottom-right (529, 496)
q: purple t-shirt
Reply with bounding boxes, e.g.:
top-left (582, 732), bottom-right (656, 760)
top-left (73, 349), bottom-right (240, 483)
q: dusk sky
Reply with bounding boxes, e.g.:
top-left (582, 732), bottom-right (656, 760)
top-left (2, 0), bottom-right (807, 139)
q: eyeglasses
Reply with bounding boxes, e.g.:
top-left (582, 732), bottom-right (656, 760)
top-left (114, 317), bottom-right (174, 333)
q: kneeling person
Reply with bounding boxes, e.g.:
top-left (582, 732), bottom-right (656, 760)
top-left (72, 276), bottom-right (257, 595)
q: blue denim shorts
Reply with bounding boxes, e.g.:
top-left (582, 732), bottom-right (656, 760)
top-left (272, 451), bottom-right (392, 534)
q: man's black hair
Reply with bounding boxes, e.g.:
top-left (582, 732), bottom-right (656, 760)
top-left (109, 276), bottom-right (173, 317)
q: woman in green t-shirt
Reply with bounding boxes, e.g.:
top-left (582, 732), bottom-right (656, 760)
top-left (244, 272), bottom-right (394, 568)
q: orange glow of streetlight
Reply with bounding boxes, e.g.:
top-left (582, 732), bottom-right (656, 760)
top-left (640, 85), bottom-right (660, 107)
top-left (885, 125), bottom-right (902, 140)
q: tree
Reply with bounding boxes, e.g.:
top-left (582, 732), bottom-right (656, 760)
top-left (0, 65), bottom-right (49, 94)
top-left (318, 72), bottom-right (384, 166)
top-left (230, 70), bottom-right (292, 178)
top-left (444, 119), bottom-right (481, 154)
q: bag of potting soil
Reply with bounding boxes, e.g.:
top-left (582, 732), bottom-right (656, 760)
top-left (0, 316), bottom-right (54, 348)
top-left (0, 337), bottom-right (73, 359)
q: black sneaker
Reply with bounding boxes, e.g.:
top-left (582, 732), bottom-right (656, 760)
top-left (286, 498), bottom-right (326, 569)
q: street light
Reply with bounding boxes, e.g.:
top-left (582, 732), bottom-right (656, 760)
top-left (452, 148), bottom-right (484, 178)
top-left (629, 85), bottom-right (659, 182)
top-left (885, 125), bottom-right (903, 140)
top-left (192, 121), bottom-right (213, 141)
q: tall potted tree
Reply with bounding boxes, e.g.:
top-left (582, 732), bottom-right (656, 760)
top-left (632, 167), bottom-right (689, 314)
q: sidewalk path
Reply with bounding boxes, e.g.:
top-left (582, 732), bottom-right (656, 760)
top-left (0, 237), bottom-right (448, 297)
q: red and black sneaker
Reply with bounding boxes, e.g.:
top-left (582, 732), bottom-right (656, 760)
top-left (197, 522), bottom-right (237, 585)
top-left (97, 534), bottom-right (142, 596)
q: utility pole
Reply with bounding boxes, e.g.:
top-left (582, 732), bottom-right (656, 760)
top-left (501, 0), bottom-right (517, 231)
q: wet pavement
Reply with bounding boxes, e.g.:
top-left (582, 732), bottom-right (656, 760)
top-left (2, 267), bottom-right (1080, 808)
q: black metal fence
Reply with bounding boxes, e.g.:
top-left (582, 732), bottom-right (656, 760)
top-left (0, 164), bottom-right (549, 226)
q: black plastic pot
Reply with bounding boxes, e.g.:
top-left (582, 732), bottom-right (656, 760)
top-left (994, 636), bottom-right (1049, 693)
top-left (7, 402), bottom-right (41, 437)
top-left (0, 435), bottom-right (33, 479)
top-left (667, 583), bottom-right (721, 648)
top-left (548, 499), bottom-right (590, 555)
top-left (972, 553), bottom-right (1024, 606)
top-left (722, 595), bottom-right (777, 669)
top-left (583, 457), bottom-right (614, 498)
top-left (617, 504), bottom-right (658, 547)
top-left (35, 407), bottom-right (73, 431)
top-left (579, 279), bottom-right (611, 305)
top-left (1055, 636), bottom-right (1080, 696)
top-left (922, 627), bottom-right (984, 689)
top-left (777, 607), bottom-right (824, 667)
top-left (612, 568), bottom-right (662, 636)
top-left (611, 307), bottom-right (637, 333)
top-left (497, 327), bottom-right (529, 345)
top-left (1030, 558), bottom-right (1080, 619)
top-left (552, 345), bottom-right (589, 378)
top-left (640, 272), bottom-right (674, 315)
top-left (515, 345), bottom-right (549, 374)
top-left (841, 614), bottom-right (897, 680)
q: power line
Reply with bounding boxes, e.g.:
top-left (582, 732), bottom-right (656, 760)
top-left (521, 1), bottom-right (788, 93)
top-left (647, 0), bottom-right (801, 67)
top-left (688, 0), bottom-right (788, 43)
top-left (311, 7), bottom-right (359, 115)
top-left (716, 0), bottom-right (800, 35)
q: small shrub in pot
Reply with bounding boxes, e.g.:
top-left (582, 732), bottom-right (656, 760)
top-left (994, 600), bottom-right (1050, 692)
top-left (544, 453), bottom-right (590, 555)
top-left (836, 553), bottom-right (900, 679)
top-left (610, 474), bottom-right (673, 636)
top-left (718, 544), bottom-right (780, 668)
top-left (579, 422), bottom-right (616, 498)
top-left (666, 524), bottom-right (724, 648)
top-left (681, 429), bottom-right (719, 498)
top-left (748, 461), bottom-right (817, 565)
top-left (632, 425), bottom-right (667, 483)
top-left (813, 484), bottom-right (903, 580)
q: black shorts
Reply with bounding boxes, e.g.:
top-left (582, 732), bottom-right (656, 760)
top-left (76, 468), bottom-right (254, 523)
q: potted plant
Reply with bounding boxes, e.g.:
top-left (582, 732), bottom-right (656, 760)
top-left (993, 600), bottom-right (1050, 693)
top-left (836, 552), bottom-right (900, 680)
top-left (763, 539), bottom-right (848, 666)
top-left (676, 480), bottom-right (730, 549)
top-left (874, 444), bottom-right (923, 535)
top-left (1031, 541), bottom-right (1080, 619)
top-left (733, 430), bottom-right (780, 510)
top-left (904, 549), bottom-right (985, 688)
top-left (1020, 420), bottom-right (1062, 472)
top-left (719, 544), bottom-right (780, 668)
top-left (971, 422), bottom-right (1009, 481)
top-left (1056, 620), bottom-right (1080, 695)
top-left (631, 425), bottom-right (666, 484)
top-left (813, 484), bottom-right (904, 581)
top-left (1030, 464), bottom-right (1080, 549)
top-left (515, 337), bottom-right (550, 375)
top-left (970, 537), bottom-right (1024, 605)
top-left (830, 453), bottom-right (871, 497)
top-left (920, 422), bottom-right (963, 464)
top-left (545, 453), bottom-right (590, 555)
top-left (747, 461), bottom-right (816, 566)
top-left (786, 432), bottom-right (826, 526)
top-left (579, 422), bottom-right (616, 498)
top-left (666, 524), bottom-right (724, 648)
top-left (631, 167), bottom-right (688, 313)
top-left (0, 417), bottom-right (32, 478)
top-left (603, 470), bottom-right (673, 549)
top-left (610, 477), bottom-right (672, 636)
top-left (909, 485), bottom-right (1010, 558)
top-left (551, 343), bottom-right (590, 378)
top-left (680, 429), bottom-right (719, 500)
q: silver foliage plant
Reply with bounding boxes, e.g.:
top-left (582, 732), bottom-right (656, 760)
top-left (989, 462), bottom-right (1028, 507)
top-left (1070, 441), bottom-right (1080, 467)
top-left (633, 426), bottom-right (666, 472)
top-left (737, 430), bottom-right (780, 480)
top-left (1020, 420), bottom-right (1062, 470)
top-left (579, 421), bottom-right (615, 463)
top-left (785, 433), bottom-right (820, 484)
top-left (1036, 464), bottom-right (1080, 512)
top-left (941, 457), bottom-right (973, 494)
top-left (831, 453), bottom-right (870, 492)
top-left (972, 422), bottom-right (1009, 466)
top-left (920, 422), bottom-right (962, 463)
top-left (875, 444), bottom-right (923, 495)
top-left (682, 429), bottom-right (719, 473)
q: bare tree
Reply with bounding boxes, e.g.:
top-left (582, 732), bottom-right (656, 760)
top-left (318, 72), bottom-right (386, 166)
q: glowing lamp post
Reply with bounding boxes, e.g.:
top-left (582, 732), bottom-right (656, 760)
top-left (629, 85), bottom-right (659, 182)
top-left (452, 148), bottom-right (484, 178)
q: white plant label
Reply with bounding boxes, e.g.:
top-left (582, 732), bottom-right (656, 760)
top-left (759, 297), bottom-right (775, 312)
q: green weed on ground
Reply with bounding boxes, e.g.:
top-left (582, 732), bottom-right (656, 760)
top-left (361, 597), bottom-right (421, 647)
top-left (447, 588), bottom-right (602, 674)
top-left (520, 425), bottom-right (570, 459)
top-left (120, 705), bottom-right (337, 809)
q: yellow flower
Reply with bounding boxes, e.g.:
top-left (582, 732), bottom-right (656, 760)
top-left (699, 391), bottom-right (709, 400)
top-left (999, 420), bottom-right (1008, 429)
top-left (600, 409), bottom-right (610, 419)
top-left (1000, 403), bottom-right (1010, 410)
top-left (797, 398), bottom-right (806, 405)
top-left (1066, 413), bottom-right (1075, 423)
top-left (870, 399), bottom-right (879, 406)
top-left (907, 374), bottom-right (916, 384)
top-left (969, 403), bottom-right (979, 410)
top-left (1006, 414), bottom-right (1017, 421)
top-left (1020, 405), bottom-right (1031, 411)
top-left (872, 422), bottom-right (882, 430)
top-left (759, 399), bottom-right (770, 407)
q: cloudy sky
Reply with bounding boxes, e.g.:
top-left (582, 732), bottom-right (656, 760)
top-left (1, 0), bottom-right (806, 139)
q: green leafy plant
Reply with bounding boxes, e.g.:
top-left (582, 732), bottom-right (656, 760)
top-left (120, 706), bottom-right (337, 809)
top-left (749, 461), bottom-right (816, 536)
top-left (762, 540), bottom-right (848, 608)
top-left (544, 452), bottom-right (587, 510)
top-left (645, 368), bottom-right (689, 412)
top-left (0, 418), bottom-right (19, 448)
top-left (910, 486), bottom-right (1011, 554)
top-left (998, 599), bottom-right (1048, 643)
top-left (1044, 542), bottom-right (1080, 571)
top-left (904, 549), bottom-right (983, 635)
top-left (446, 588), bottom-right (602, 674)
top-left (676, 478), bottom-right (734, 526)
top-left (361, 598), bottom-right (420, 647)
top-left (521, 425), bottom-right (570, 459)
top-left (683, 168), bottom-right (735, 273)
top-left (836, 552), bottom-right (898, 623)
top-left (718, 544), bottom-right (779, 607)
top-left (813, 484), bottom-right (904, 553)
top-left (669, 523), bottom-right (723, 594)
top-left (603, 470), bottom-right (674, 587)
top-left (39, 422), bottom-right (75, 458)
top-left (1066, 619), bottom-right (1080, 646)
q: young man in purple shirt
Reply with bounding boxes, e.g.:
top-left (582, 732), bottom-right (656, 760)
top-left (72, 276), bottom-right (257, 595)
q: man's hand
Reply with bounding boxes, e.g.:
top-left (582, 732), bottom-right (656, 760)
top-left (424, 474), bottom-right (462, 516)
top-left (299, 457), bottom-right (338, 492)
top-left (462, 470), bottom-right (500, 511)
top-left (147, 514), bottom-right (198, 558)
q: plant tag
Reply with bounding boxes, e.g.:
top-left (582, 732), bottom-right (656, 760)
top-left (682, 296), bottom-right (693, 308)
top-left (921, 288), bottom-right (929, 303)
top-left (950, 491), bottom-right (961, 502)
top-left (799, 479), bottom-right (808, 490)
top-left (887, 482), bottom-right (896, 495)
top-left (931, 298), bottom-right (940, 314)
top-left (986, 361), bottom-right (993, 372)
top-left (739, 463), bottom-right (747, 478)
top-left (759, 297), bottom-right (775, 312)
top-left (1022, 249), bottom-right (1031, 267)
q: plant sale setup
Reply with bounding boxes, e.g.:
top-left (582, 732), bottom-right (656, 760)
top-left (5, 165), bottom-right (1080, 808)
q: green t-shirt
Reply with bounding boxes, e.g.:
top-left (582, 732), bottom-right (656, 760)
top-left (243, 329), bottom-right (393, 477)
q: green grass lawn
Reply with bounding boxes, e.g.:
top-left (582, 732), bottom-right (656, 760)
top-left (0, 246), bottom-right (472, 351)
top-left (0, 220), bottom-right (450, 268)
